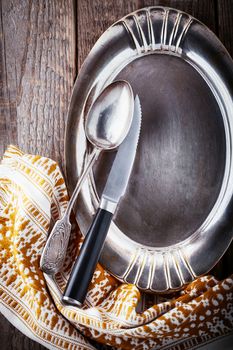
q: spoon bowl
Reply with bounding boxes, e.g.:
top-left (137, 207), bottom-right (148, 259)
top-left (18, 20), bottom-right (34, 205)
top-left (86, 80), bottom-right (134, 150)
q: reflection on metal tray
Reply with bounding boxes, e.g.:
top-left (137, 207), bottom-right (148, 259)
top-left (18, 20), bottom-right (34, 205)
top-left (65, 6), bottom-right (233, 293)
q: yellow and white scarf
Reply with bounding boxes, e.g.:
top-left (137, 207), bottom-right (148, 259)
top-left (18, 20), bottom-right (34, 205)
top-left (0, 145), bottom-right (233, 350)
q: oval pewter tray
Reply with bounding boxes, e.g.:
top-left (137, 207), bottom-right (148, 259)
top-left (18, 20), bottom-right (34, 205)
top-left (65, 7), bottom-right (233, 293)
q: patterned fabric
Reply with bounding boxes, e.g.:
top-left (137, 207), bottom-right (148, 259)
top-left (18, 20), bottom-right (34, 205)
top-left (0, 145), bottom-right (233, 350)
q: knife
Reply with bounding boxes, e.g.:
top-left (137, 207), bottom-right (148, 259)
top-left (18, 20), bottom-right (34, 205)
top-left (62, 95), bottom-right (141, 306)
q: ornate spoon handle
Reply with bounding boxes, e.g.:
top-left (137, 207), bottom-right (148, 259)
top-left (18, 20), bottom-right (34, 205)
top-left (40, 149), bottom-right (100, 275)
top-left (40, 218), bottom-right (72, 274)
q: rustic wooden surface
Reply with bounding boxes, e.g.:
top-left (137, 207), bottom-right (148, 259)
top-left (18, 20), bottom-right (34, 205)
top-left (0, 0), bottom-right (233, 349)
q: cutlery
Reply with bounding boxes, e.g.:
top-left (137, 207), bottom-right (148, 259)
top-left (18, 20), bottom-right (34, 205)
top-left (40, 81), bottom-right (134, 275)
top-left (63, 95), bottom-right (141, 306)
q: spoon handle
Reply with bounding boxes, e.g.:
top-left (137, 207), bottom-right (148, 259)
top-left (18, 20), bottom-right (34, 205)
top-left (66, 148), bottom-right (100, 217)
top-left (62, 208), bottom-right (113, 306)
top-left (40, 217), bottom-right (72, 274)
top-left (40, 148), bottom-right (100, 275)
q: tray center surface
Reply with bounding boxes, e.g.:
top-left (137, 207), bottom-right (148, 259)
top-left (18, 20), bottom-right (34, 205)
top-left (93, 54), bottom-right (226, 247)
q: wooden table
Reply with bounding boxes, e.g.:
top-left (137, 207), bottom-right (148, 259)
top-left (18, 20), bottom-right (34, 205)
top-left (1, 1), bottom-right (233, 349)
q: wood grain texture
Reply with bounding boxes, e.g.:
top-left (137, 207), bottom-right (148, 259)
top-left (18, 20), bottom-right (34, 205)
top-left (0, 1), bottom-right (76, 349)
top-left (217, 0), bottom-right (233, 57)
top-left (0, 0), bottom-right (233, 349)
top-left (1, 314), bottom-right (44, 350)
top-left (0, 0), bottom-right (76, 167)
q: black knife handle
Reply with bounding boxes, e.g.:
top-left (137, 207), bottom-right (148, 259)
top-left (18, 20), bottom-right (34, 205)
top-left (63, 208), bottom-right (113, 306)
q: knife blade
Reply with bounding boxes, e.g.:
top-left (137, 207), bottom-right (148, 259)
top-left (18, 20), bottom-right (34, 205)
top-left (100, 94), bottom-right (141, 213)
top-left (63, 96), bottom-right (141, 306)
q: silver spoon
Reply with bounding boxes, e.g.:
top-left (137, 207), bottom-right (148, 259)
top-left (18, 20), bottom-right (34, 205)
top-left (40, 80), bottom-right (134, 274)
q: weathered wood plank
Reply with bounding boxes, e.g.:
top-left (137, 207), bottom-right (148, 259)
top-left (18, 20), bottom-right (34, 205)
top-left (0, 1), bottom-right (76, 349)
top-left (1, 313), bottom-right (44, 350)
top-left (217, 0), bottom-right (233, 57)
top-left (0, 0), bottom-right (76, 167)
